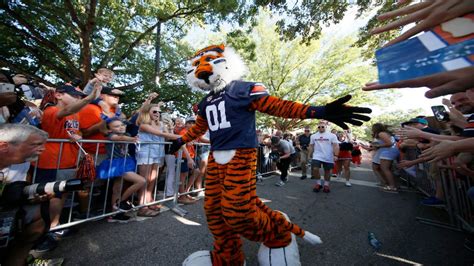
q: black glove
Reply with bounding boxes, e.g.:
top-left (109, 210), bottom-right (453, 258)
top-left (306, 95), bottom-right (371, 129)
top-left (169, 137), bottom-right (184, 154)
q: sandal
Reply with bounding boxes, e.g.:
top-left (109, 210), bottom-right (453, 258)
top-left (382, 186), bottom-right (399, 194)
top-left (148, 204), bottom-right (162, 211)
top-left (137, 207), bottom-right (160, 217)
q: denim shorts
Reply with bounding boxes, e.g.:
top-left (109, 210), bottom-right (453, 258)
top-left (372, 147), bottom-right (399, 164)
top-left (311, 159), bottom-right (334, 170)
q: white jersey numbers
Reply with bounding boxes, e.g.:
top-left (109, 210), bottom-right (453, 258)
top-left (206, 101), bottom-right (231, 131)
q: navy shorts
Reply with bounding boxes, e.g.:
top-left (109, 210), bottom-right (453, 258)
top-left (311, 160), bottom-right (334, 170)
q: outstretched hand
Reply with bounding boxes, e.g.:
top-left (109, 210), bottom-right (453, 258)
top-left (320, 95), bottom-right (372, 129)
top-left (169, 137), bottom-right (185, 154)
top-left (372, 0), bottom-right (474, 47)
top-left (363, 67), bottom-right (474, 98)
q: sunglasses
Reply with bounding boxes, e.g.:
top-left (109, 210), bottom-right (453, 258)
top-left (318, 126), bottom-right (325, 128)
top-left (152, 110), bottom-right (160, 114)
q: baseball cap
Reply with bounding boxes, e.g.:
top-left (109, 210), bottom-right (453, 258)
top-left (304, 126), bottom-right (311, 131)
top-left (101, 86), bottom-right (124, 96)
top-left (402, 117), bottom-right (428, 126)
top-left (56, 84), bottom-right (86, 97)
top-left (271, 136), bottom-right (280, 145)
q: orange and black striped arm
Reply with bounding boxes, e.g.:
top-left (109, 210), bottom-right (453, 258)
top-left (249, 95), bottom-right (322, 119)
top-left (182, 115), bottom-right (209, 143)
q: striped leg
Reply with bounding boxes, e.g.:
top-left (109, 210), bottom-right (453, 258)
top-left (220, 149), bottom-right (304, 248)
top-left (205, 154), bottom-right (245, 266)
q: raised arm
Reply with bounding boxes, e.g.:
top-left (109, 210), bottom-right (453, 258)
top-left (250, 95), bottom-right (371, 130)
top-left (57, 83), bottom-right (101, 119)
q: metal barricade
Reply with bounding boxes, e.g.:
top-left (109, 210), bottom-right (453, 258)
top-left (27, 139), bottom-right (283, 231)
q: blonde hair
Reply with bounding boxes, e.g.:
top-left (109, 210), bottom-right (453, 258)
top-left (97, 68), bottom-right (114, 75)
top-left (136, 104), bottom-right (160, 126)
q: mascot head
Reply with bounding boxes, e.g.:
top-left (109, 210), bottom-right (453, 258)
top-left (186, 44), bottom-right (247, 93)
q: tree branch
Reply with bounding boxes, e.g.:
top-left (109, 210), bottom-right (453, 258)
top-left (115, 81), bottom-right (144, 90)
top-left (1, 7), bottom-right (79, 74)
top-left (0, 58), bottom-right (55, 87)
top-left (64, 0), bottom-right (84, 30)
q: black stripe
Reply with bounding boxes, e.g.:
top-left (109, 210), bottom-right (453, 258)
top-left (36, 182), bottom-right (46, 194)
top-left (53, 181), bottom-right (61, 193)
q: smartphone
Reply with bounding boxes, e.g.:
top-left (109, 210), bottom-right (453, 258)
top-left (431, 105), bottom-right (450, 122)
top-left (0, 83), bottom-right (15, 94)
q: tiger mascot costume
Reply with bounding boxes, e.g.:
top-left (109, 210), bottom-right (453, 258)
top-left (173, 44), bottom-right (371, 266)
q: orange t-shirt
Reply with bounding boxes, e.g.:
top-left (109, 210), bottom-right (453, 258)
top-left (36, 106), bottom-right (80, 169)
top-left (78, 104), bottom-right (107, 154)
top-left (177, 127), bottom-right (195, 158)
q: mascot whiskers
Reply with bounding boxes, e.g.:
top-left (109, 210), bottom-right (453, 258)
top-left (173, 44), bottom-right (372, 266)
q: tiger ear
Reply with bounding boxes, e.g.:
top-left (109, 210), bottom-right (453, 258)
top-left (218, 44), bottom-right (225, 52)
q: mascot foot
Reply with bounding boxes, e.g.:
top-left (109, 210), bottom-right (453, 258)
top-left (182, 250), bottom-right (212, 266)
top-left (303, 231), bottom-right (323, 245)
top-left (182, 250), bottom-right (246, 266)
top-left (258, 211), bottom-right (301, 266)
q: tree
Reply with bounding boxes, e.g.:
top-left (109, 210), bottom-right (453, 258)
top-left (0, 0), bottom-right (250, 115)
top-left (243, 13), bottom-right (392, 132)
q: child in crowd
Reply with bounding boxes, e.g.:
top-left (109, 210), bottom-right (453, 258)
top-left (136, 104), bottom-right (180, 216)
top-left (96, 117), bottom-right (146, 222)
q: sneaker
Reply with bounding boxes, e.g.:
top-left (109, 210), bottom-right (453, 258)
top-left (313, 184), bottom-right (322, 193)
top-left (51, 227), bottom-right (78, 241)
top-left (331, 174), bottom-right (337, 177)
top-left (28, 257), bottom-right (64, 266)
top-left (275, 181), bottom-right (286, 187)
top-left (196, 191), bottom-right (205, 198)
top-left (300, 175), bottom-right (307, 180)
top-left (118, 200), bottom-right (134, 211)
top-left (32, 235), bottom-right (58, 254)
top-left (345, 181), bottom-right (352, 187)
top-left (107, 213), bottom-right (131, 223)
top-left (381, 186), bottom-right (399, 194)
top-left (420, 196), bottom-right (445, 207)
top-left (323, 185), bottom-right (330, 193)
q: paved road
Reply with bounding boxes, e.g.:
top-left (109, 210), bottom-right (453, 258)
top-left (46, 164), bottom-right (474, 265)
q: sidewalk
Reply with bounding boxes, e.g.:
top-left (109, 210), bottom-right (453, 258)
top-left (45, 164), bottom-right (474, 265)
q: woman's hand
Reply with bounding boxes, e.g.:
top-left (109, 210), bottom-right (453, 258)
top-left (371, 0), bottom-right (474, 47)
top-left (419, 140), bottom-right (456, 162)
top-left (396, 126), bottom-right (422, 140)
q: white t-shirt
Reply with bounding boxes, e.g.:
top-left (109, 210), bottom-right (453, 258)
top-left (0, 162), bottom-right (30, 183)
top-left (310, 132), bottom-right (338, 163)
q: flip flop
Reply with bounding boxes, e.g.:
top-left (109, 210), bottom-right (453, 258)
top-left (137, 207), bottom-right (160, 217)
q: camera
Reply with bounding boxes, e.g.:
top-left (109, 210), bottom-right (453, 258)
top-left (269, 151), bottom-right (280, 161)
top-left (431, 105), bottom-right (450, 122)
top-left (0, 179), bottom-right (83, 248)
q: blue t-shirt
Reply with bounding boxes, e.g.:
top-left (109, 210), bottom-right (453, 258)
top-left (198, 81), bottom-right (269, 150)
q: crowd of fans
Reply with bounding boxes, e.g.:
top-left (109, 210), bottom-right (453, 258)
top-left (1, 0), bottom-right (473, 264)
top-left (0, 68), bottom-right (209, 264)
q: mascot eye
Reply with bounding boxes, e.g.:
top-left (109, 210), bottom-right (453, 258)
top-left (186, 69), bottom-right (194, 74)
top-left (193, 61), bottom-right (200, 67)
top-left (205, 56), bottom-right (213, 62)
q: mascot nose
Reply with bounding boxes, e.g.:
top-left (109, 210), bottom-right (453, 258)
top-left (197, 71), bottom-right (212, 80)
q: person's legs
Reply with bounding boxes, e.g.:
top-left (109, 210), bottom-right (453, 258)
top-left (279, 157), bottom-right (291, 182)
top-left (311, 160), bottom-right (321, 180)
top-left (4, 206), bottom-right (45, 265)
top-left (372, 163), bottom-right (386, 186)
top-left (343, 160), bottom-right (351, 181)
top-left (138, 164), bottom-right (157, 204)
top-left (300, 149), bottom-right (308, 178)
top-left (164, 154), bottom-right (176, 197)
top-left (380, 159), bottom-right (396, 188)
top-left (122, 172), bottom-right (146, 200)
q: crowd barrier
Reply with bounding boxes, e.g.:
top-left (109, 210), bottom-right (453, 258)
top-left (399, 147), bottom-right (474, 232)
top-left (26, 139), bottom-right (279, 231)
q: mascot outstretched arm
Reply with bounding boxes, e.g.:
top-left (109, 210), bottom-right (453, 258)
top-left (175, 44), bottom-right (371, 266)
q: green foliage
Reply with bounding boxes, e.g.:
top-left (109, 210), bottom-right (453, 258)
top-left (0, 0), bottom-right (245, 116)
top-left (241, 13), bottom-right (388, 132)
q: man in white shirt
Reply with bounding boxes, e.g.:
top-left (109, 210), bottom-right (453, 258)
top-left (0, 124), bottom-right (49, 265)
top-left (308, 121), bottom-right (339, 193)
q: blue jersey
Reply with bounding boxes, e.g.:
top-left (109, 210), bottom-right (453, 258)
top-left (198, 81), bottom-right (269, 150)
